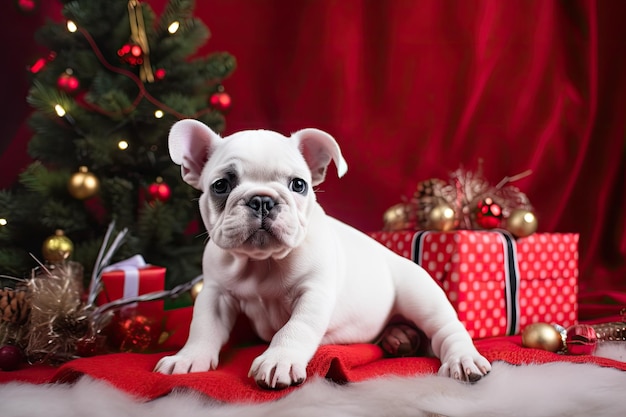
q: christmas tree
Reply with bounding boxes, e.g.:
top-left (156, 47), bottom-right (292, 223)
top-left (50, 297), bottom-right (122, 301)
top-left (0, 0), bottom-right (235, 288)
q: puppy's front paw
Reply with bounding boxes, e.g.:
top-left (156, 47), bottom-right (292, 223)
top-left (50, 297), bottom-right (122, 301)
top-left (438, 352), bottom-right (491, 383)
top-left (154, 348), bottom-right (219, 375)
top-left (248, 348), bottom-right (308, 390)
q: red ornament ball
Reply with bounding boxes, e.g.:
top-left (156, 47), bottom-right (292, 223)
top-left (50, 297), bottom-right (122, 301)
top-left (566, 324), bottom-right (598, 355)
top-left (0, 344), bottom-right (24, 371)
top-left (75, 335), bottom-right (106, 357)
top-left (16, 0), bottom-right (38, 13)
top-left (147, 178), bottom-right (171, 203)
top-left (114, 314), bottom-right (156, 353)
top-left (117, 43), bottom-right (144, 66)
top-left (475, 197), bottom-right (503, 229)
top-left (154, 68), bottom-right (166, 80)
top-left (210, 90), bottom-right (232, 112)
top-left (57, 70), bottom-right (80, 94)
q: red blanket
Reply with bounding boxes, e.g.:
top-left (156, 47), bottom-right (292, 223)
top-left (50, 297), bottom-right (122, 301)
top-left (2, 334), bottom-right (626, 403)
top-left (2, 306), bottom-right (626, 402)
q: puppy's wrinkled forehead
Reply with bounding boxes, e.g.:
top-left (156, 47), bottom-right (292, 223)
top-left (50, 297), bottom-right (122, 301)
top-left (207, 131), bottom-right (311, 181)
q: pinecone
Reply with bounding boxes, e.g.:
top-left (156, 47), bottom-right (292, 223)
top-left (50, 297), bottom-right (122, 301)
top-left (0, 288), bottom-right (30, 324)
top-left (414, 178), bottom-right (446, 200)
top-left (412, 178), bottom-right (447, 228)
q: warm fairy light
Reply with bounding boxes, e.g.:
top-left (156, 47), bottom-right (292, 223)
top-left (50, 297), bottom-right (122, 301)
top-left (0, 218), bottom-right (7, 226)
top-left (154, 110), bottom-right (164, 118)
top-left (66, 20), bottom-right (78, 32)
top-left (167, 21), bottom-right (180, 34)
top-left (54, 104), bottom-right (66, 117)
top-left (118, 140), bottom-right (129, 150)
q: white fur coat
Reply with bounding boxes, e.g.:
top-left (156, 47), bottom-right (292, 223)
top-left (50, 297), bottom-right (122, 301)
top-left (1, 343), bottom-right (625, 417)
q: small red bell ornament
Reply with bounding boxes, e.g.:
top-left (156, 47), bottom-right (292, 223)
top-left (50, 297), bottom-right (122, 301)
top-left (57, 69), bottom-right (80, 94)
top-left (147, 177), bottom-right (171, 203)
top-left (210, 86), bottom-right (232, 112)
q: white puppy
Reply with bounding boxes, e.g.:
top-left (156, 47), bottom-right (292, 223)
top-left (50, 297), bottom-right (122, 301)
top-left (155, 120), bottom-right (491, 389)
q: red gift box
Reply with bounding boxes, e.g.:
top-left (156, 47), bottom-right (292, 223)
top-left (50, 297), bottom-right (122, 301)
top-left (95, 257), bottom-right (165, 320)
top-left (370, 230), bottom-right (579, 339)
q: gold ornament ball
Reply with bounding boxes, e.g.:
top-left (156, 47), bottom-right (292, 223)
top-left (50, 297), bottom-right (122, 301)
top-left (68, 166), bottom-right (100, 200)
top-left (506, 209), bottom-right (538, 238)
top-left (383, 204), bottom-right (410, 231)
top-left (521, 323), bottom-right (564, 352)
top-left (42, 229), bottom-right (74, 263)
top-left (426, 202), bottom-right (456, 231)
top-left (190, 281), bottom-right (204, 302)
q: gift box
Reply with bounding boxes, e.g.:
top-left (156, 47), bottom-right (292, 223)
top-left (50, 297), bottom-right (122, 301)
top-left (370, 230), bottom-right (579, 339)
top-left (95, 255), bottom-right (165, 320)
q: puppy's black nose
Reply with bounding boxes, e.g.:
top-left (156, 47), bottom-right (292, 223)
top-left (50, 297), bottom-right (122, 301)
top-left (247, 195), bottom-right (275, 217)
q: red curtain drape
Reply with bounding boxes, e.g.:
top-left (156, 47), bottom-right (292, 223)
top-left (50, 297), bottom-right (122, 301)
top-left (1, 1), bottom-right (625, 297)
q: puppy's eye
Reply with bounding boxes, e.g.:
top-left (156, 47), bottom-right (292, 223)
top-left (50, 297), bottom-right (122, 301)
top-left (211, 179), bottom-right (231, 195)
top-left (289, 178), bottom-right (308, 195)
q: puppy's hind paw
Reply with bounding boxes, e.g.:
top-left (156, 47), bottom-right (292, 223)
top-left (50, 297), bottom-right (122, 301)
top-left (379, 323), bottom-right (426, 357)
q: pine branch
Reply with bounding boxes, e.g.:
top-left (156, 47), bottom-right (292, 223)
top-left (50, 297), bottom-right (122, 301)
top-left (0, 191), bottom-right (16, 245)
top-left (99, 177), bottom-right (137, 230)
top-left (84, 75), bottom-right (137, 118)
top-left (63, 1), bottom-right (128, 38)
top-left (1, 0), bottom-right (234, 286)
top-left (195, 52), bottom-right (237, 80)
top-left (160, 0), bottom-right (197, 25)
top-left (18, 163), bottom-right (70, 196)
top-left (34, 21), bottom-right (83, 51)
top-left (27, 80), bottom-right (75, 119)
top-left (152, 17), bottom-right (210, 62)
top-left (137, 201), bottom-right (177, 248)
top-left (0, 248), bottom-right (31, 278)
top-left (39, 199), bottom-right (90, 233)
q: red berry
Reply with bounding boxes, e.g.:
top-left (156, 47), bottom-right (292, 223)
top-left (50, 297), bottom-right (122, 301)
top-left (0, 345), bottom-right (24, 371)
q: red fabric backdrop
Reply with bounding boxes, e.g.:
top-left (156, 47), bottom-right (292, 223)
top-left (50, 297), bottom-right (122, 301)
top-left (1, 1), bottom-right (625, 299)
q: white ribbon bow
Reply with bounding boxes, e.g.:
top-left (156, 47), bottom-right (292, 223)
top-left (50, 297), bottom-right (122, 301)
top-left (102, 254), bottom-right (148, 301)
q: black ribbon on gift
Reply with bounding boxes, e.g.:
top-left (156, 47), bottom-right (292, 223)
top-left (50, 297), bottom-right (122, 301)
top-left (412, 230), bottom-right (520, 336)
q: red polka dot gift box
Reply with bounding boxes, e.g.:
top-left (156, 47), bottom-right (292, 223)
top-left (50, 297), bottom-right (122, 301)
top-left (370, 230), bottom-right (579, 339)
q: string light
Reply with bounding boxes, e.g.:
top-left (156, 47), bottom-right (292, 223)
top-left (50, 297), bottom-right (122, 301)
top-left (117, 140), bottom-right (129, 150)
top-left (167, 21), bottom-right (180, 34)
top-left (154, 110), bottom-right (164, 118)
top-left (29, 58), bottom-right (47, 74)
top-left (66, 20), bottom-right (78, 33)
top-left (0, 218), bottom-right (7, 226)
top-left (28, 52), bottom-right (56, 74)
top-left (54, 104), bottom-right (66, 117)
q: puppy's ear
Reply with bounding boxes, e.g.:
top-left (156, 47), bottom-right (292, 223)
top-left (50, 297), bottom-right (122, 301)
top-left (291, 128), bottom-right (348, 186)
top-left (168, 119), bottom-right (221, 189)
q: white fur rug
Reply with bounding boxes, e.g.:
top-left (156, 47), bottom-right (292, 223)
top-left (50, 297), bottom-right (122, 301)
top-left (1, 343), bottom-right (625, 417)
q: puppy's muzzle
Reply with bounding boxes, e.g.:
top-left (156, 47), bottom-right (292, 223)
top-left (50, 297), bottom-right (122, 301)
top-left (247, 195), bottom-right (276, 218)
